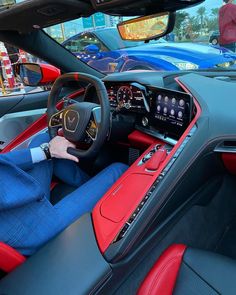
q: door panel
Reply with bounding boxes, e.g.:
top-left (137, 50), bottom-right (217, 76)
top-left (0, 90), bottom-right (50, 149)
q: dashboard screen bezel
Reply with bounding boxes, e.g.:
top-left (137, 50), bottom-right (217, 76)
top-left (149, 86), bottom-right (193, 138)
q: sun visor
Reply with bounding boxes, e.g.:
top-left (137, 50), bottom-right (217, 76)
top-left (0, 0), bottom-right (205, 33)
top-left (0, 0), bottom-right (93, 33)
top-left (91, 0), bottom-right (205, 16)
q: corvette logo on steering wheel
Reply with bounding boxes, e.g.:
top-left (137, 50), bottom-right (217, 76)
top-left (68, 116), bottom-right (76, 125)
top-left (64, 110), bottom-right (79, 132)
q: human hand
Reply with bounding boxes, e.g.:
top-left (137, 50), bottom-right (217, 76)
top-left (49, 136), bottom-right (79, 163)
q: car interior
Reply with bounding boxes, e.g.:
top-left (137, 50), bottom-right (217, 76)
top-left (0, 0), bottom-right (236, 294)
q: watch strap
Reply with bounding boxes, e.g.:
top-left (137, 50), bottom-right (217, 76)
top-left (40, 143), bottom-right (51, 160)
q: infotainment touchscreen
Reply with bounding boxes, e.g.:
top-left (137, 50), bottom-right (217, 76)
top-left (150, 87), bottom-right (193, 138)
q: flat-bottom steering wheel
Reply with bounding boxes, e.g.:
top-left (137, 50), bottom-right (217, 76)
top-left (47, 73), bottom-right (110, 158)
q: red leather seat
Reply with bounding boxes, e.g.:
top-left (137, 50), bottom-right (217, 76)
top-left (0, 242), bottom-right (25, 273)
top-left (138, 244), bottom-right (236, 295)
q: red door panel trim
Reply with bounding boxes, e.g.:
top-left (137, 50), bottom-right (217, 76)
top-left (137, 244), bottom-right (187, 295)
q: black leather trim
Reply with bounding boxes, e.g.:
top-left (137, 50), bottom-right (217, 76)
top-left (0, 214), bottom-right (112, 295)
top-left (174, 248), bottom-right (236, 295)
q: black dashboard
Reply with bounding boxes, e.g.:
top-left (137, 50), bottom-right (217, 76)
top-left (86, 78), bottom-right (194, 140)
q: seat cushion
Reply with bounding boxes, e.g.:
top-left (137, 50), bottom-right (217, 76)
top-left (138, 244), bottom-right (236, 295)
top-left (0, 242), bottom-right (25, 273)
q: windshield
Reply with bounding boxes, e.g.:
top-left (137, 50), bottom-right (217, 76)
top-left (0, 0), bottom-right (15, 7)
top-left (45, 0), bottom-right (236, 74)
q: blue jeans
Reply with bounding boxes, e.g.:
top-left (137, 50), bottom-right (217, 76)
top-left (28, 133), bottom-right (128, 230)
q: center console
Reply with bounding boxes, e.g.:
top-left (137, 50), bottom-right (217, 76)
top-left (92, 82), bottom-right (201, 260)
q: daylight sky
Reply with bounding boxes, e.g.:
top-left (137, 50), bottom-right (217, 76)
top-left (186, 0), bottom-right (223, 15)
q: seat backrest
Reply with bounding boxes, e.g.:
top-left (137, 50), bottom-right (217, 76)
top-left (137, 244), bottom-right (186, 295)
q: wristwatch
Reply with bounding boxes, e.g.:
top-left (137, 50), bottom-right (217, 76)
top-left (40, 143), bottom-right (51, 160)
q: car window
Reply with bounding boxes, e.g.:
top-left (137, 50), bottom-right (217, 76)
top-left (64, 39), bottom-right (83, 52)
top-left (64, 32), bottom-right (108, 53)
top-left (0, 43), bottom-right (50, 149)
top-left (45, 0), bottom-right (236, 74)
top-left (0, 44), bottom-right (47, 97)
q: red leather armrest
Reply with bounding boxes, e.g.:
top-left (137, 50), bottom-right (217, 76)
top-left (138, 244), bottom-right (186, 295)
top-left (0, 242), bottom-right (26, 273)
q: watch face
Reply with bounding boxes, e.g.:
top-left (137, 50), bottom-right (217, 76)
top-left (41, 143), bottom-right (49, 149)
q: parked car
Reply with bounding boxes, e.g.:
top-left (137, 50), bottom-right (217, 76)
top-left (209, 30), bottom-right (220, 45)
top-left (62, 27), bottom-right (236, 73)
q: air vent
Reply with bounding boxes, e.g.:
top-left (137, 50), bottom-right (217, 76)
top-left (214, 76), bottom-right (231, 82)
top-left (214, 141), bottom-right (236, 153)
top-left (224, 141), bottom-right (236, 147)
top-left (37, 5), bottom-right (64, 17)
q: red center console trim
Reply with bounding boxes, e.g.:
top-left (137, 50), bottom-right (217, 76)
top-left (0, 242), bottom-right (26, 273)
top-left (92, 78), bottom-right (201, 253)
top-left (137, 244), bottom-right (187, 295)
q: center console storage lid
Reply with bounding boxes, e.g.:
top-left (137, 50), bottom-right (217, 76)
top-left (0, 214), bottom-right (111, 295)
top-left (101, 173), bottom-right (153, 222)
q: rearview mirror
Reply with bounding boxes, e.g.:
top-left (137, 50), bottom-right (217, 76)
top-left (117, 12), bottom-right (175, 41)
top-left (15, 63), bottom-right (61, 86)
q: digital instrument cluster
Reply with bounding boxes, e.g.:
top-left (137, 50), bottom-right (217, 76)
top-left (105, 82), bottom-right (193, 139)
top-left (106, 83), bottom-right (147, 111)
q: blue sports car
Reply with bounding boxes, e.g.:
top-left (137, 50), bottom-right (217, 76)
top-left (62, 27), bottom-right (236, 73)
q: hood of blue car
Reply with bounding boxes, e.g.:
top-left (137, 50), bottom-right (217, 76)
top-left (119, 42), bottom-right (236, 67)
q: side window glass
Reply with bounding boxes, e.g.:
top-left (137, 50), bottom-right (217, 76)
top-left (85, 33), bottom-right (108, 52)
top-left (65, 33), bottom-right (108, 53)
top-left (64, 37), bottom-right (84, 52)
top-left (0, 42), bottom-right (46, 97)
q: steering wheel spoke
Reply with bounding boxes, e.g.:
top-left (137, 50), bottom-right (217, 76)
top-left (85, 106), bottom-right (101, 141)
top-left (86, 120), bottom-right (98, 141)
top-left (49, 110), bottom-right (63, 128)
top-left (92, 106), bottom-right (101, 126)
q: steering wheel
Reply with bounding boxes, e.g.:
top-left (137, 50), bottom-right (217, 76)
top-left (47, 73), bottom-right (110, 158)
